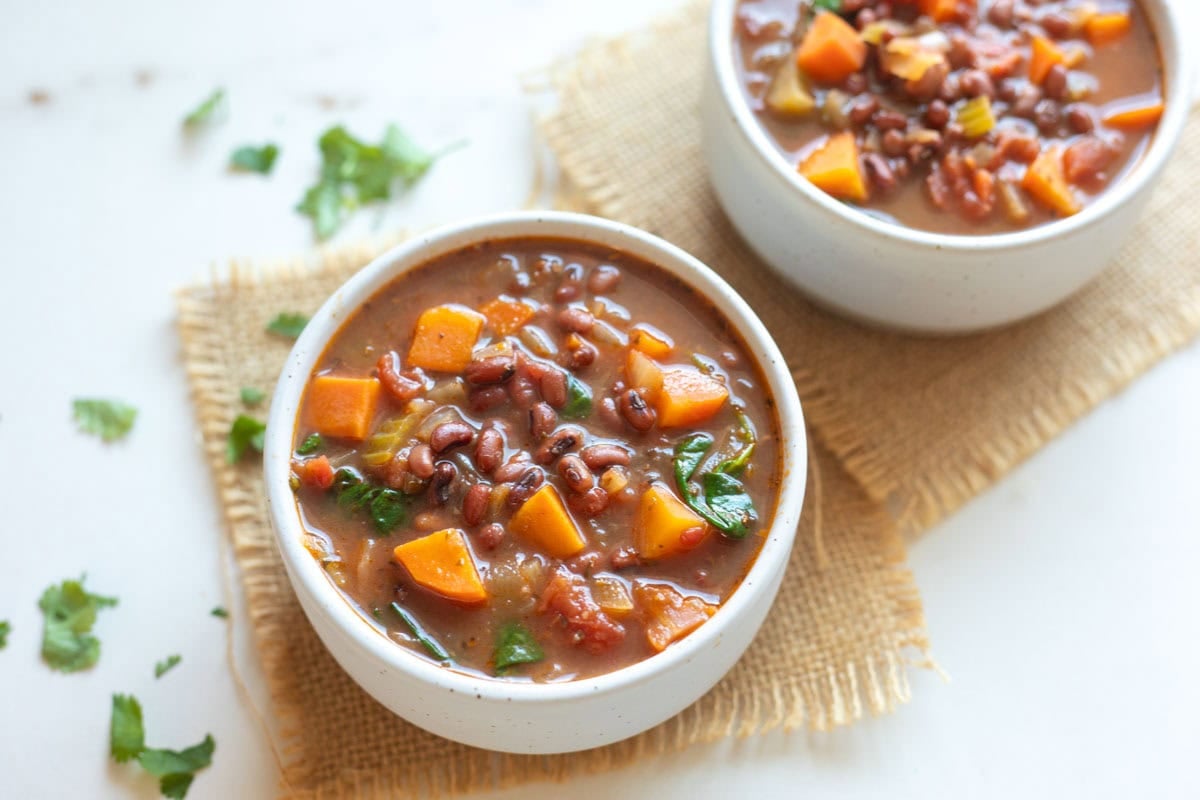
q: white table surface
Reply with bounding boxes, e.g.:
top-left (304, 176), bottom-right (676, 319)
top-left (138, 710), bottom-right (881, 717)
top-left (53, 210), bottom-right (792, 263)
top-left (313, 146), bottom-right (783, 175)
top-left (2, 2), bottom-right (1198, 798)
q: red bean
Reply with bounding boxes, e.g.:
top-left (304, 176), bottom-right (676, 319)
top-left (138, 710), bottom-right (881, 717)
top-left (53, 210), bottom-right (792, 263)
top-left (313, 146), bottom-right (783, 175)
top-left (597, 396), bottom-right (623, 429)
top-left (475, 428), bottom-right (504, 474)
top-left (560, 338), bottom-right (597, 370)
top-left (586, 264), bottom-right (622, 294)
top-left (529, 402), bottom-right (556, 438)
top-left (609, 546), bottom-right (640, 570)
top-left (1043, 64), bottom-right (1068, 101)
top-left (463, 484), bottom-right (491, 526)
top-left (507, 373), bottom-right (539, 409)
top-left (864, 153), bottom-right (897, 193)
top-left (429, 421), bottom-right (474, 454)
top-left (557, 455), bottom-right (594, 493)
top-left (1040, 12), bottom-right (1071, 39)
top-left (619, 389), bottom-right (655, 432)
top-left (988, 0), bottom-right (1014, 27)
top-left (478, 523), bottom-right (504, 550)
top-left (534, 426), bottom-right (584, 464)
top-left (468, 386), bottom-right (507, 413)
top-left (873, 109), bottom-right (907, 130)
top-left (408, 443), bottom-right (435, 480)
top-left (506, 468), bottom-right (545, 509)
top-left (493, 459), bottom-right (529, 484)
top-left (1066, 104), bottom-right (1096, 134)
top-left (464, 355), bottom-right (516, 386)
top-left (429, 461), bottom-right (457, 505)
top-left (539, 368), bottom-right (568, 408)
top-left (679, 526), bottom-right (707, 548)
top-left (568, 486), bottom-right (609, 517)
top-left (377, 352), bottom-right (425, 404)
top-left (557, 306), bottom-right (594, 333)
top-left (882, 129), bottom-right (907, 157)
top-left (924, 99), bottom-right (950, 130)
top-left (580, 444), bottom-right (632, 470)
top-left (1034, 99), bottom-right (1062, 134)
top-left (555, 263), bottom-right (584, 302)
top-left (959, 70), bottom-right (995, 100)
top-left (847, 96), bottom-right (879, 126)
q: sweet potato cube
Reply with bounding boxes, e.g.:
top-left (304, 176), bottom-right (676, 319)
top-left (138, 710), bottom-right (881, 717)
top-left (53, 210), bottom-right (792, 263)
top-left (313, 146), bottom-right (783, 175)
top-left (508, 483), bottom-right (586, 558)
top-left (799, 131), bottom-right (868, 203)
top-left (916, 0), bottom-right (957, 22)
top-left (393, 528), bottom-right (487, 604)
top-left (407, 304), bottom-right (486, 373)
top-left (1029, 35), bottom-right (1066, 85)
top-left (304, 375), bottom-right (382, 440)
top-left (479, 296), bottom-right (536, 337)
top-left (1021, 146), bottom-right (1081, 217)
top-left (634, 482), bottom-right (708, 560)
top-left (629, 324), bottom-right (674, 359)
top-left (1086, 12), bottom-right (1131, 46)
top-left (795, 11), bottom-right (866, 85)
top-left (655, 368), bottom-right (729, 428)
top-left (633, 582), bottom-right (718, 652)
top-left (625, 348), bottom-right (664, 400)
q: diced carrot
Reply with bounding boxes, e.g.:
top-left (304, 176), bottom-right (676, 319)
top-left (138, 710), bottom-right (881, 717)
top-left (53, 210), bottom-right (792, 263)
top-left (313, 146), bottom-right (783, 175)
top-left (634, 482), bottom-right (708, 560)
top-left (629, 324), bottom-right (674, 359)
top-left (799, 131), bottom-right (868, 203)
top-left (625, 348), bottom-right (664, 400)
top-left (393, 528), bottom-right (487, 604)
top-left (1103, 99), bottom-right (1164, 129)
top-left (795, 11), bottom-right (867, 85)
top-left (1062, 46), bottom-right (1088, 70)
top-left (1028, 35), bottom-right (1066, 85)
top-left (633, 582), bottom-right (718, 653)
top-left (655, 368), bottom-right (729, 428)
top-left (916, 0), bottom-right (958, 23)
top-left (406, 304), bottom-right (486, 373)
top-left (508, 483), bottom-right (587, 558)
top-left (1086, 12), bottom-right (1132, 46)
top-left (1021, 146), bottom-right (1081, 217)
top-left (478, 296), bottom-right (536, 337)
top-left (295, 455), bottom-right (335, 489)
top-left (304, 375), bottom-right (382, 440)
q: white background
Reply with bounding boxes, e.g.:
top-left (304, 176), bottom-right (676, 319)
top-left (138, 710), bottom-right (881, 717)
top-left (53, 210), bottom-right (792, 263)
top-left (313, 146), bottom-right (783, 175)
top-left (1, 1), bottom-right (1198, 798)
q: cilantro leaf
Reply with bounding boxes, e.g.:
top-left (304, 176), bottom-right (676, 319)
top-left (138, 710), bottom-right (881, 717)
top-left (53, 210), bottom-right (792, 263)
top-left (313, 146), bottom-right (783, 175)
top-left (560, 375), bottom-right (593, 420)
top-left (182, 88), bottom-right (226, 128)
top-left (210, 607), bottom-right (229, 619)
top-left (239, 386), bottom-right (265, 406)
top-left (111, 694), bottom-right (145, 763)
top-left (812, 0), bottom-right (843, 11)
top-left (229, 143), bottom-right (279, 175)
top-left (296, 433), bottom-right (322, 455)
top-left (0, 620), bottom-right (9, 649)
top-left (493, 622), bottom-right (544, 672)
top-left (265, 312), bottom-right (309, 339)
top-left (331, 468), bottom-right (407, 533)
top-left (369, 489), bottom-right (407, 532)
top-left (226, 415), bottom-right (266, 463)
top-left (159, 773), bottom-right (196, 800)
top-left (39, 576), bottom-right (117, 672)
top-left (154, 654), bottom-right (182, 679)
top-left (390, 602), bottom-right (449, 660)
top-left (296, 123), bottom-right (449, 239)
top-left (138, 735), bottom-right (215, 799)
top-left (73, 398), bottom-right (137, 442)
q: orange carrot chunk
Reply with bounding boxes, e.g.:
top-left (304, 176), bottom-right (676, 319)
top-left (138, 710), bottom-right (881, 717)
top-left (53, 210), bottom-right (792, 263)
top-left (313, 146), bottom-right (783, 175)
top-left (1021, 146), bottom-right (1081, 217)
top-left (1029, 35), bottom-right (1066, 85)
top-left (629, 324), bottom-right (674, 359)
top-left (625, 348), bottom-right (665, 401)
top-left (655, 367), bottom-right (729, 428)
top-left (479, 296), bottom-right (536, 337)
top-left (295, 455), bottom-right (335, 489)
top-left (1086, 12), bottom-right (1132, 46)
top-left (634, 482), bottom-right (709, 560)
top-left (304, 375), bottom-right (382, 440)
top-left (393, 528), bottom-right (488, 604)
top-left (1103, 99), bottom-right (1164, 130)
top-left (799, 131), bottom-right (868, 203)
top-left (508, 483), bottom-right (587, 558)
top-left (634, 582), bottom-right (718, 653)
top-left (795, 11), bottom-right (867, 85)
top-left (407, 304), bottom-right (486, 373)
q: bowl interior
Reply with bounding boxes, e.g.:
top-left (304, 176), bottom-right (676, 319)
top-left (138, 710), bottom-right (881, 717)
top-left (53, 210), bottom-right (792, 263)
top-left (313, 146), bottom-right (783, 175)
top-left (264, 210), bottom-right (808, 702)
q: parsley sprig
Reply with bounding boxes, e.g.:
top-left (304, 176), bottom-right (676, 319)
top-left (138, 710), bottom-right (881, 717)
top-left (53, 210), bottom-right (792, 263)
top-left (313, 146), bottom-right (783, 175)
top-left (110, 694), bottom-right (215, 799)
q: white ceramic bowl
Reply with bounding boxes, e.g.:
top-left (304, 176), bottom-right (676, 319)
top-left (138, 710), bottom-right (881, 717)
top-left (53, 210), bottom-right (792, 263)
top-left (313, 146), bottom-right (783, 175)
top-left (703, 0), bottom-right (1192, 334)
top-left (264, 211), bottom-right (807, 754)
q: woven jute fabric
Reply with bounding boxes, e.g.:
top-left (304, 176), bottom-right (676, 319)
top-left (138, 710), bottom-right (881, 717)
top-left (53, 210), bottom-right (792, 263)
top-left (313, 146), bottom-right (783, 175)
top-left (176, 2), bottom-right (1198, 797)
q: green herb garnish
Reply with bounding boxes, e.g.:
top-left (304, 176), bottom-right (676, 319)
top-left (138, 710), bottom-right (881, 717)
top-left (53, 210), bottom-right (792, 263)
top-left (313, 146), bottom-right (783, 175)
top-left (265, 312), bottom-right (309, 338)
top-left (73, 398), bottom-right (137, 442)
top-left (296, 124), bottom-right (451, 239)
top-left (39, 576), bottom-right (117, 672)
top-left (154, 654), bottom-right (182, 679)
top-left (493, 622), bottom-right (544, 672)
top-left (182, 88), bottom-right (226, 128)
top-left (226, 415), bottom-right (267, 463)
top-left (331, 468), bottom-right (408, 533)
top-left (210, 607), bottom-right (229, 619)
top-left (239, 386), bottom-right (265, 406)
top-left (390, 602), bottom-right (449, 660)
top-left (229, 143), bottom-right (279, 175)
top-left (672, 433), bottom-right (757, 539)
top-left (110, 693), bottom-right (215, 799)
top-left (812, 0), bottom-right (843, 12)
top-left (716, 408), bottom-right (757, 476)
top-left (296, 433), bottom-right (322, 455)
top-left (560, 375), bottom-right (593, 420)
top-left (0, 620), bottom-right (10, 649)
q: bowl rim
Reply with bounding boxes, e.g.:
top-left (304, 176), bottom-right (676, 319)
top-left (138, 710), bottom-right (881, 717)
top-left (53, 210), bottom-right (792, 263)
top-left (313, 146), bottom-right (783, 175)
top-left (264, 210), bottom-right (808, 704)
top-left (707, 0), bottom-right (1194, 252)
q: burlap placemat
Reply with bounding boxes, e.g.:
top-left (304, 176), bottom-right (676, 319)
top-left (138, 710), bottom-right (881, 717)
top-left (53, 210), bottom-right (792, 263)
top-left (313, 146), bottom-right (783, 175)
top-left (540, 3), bottom-right (1200, 535)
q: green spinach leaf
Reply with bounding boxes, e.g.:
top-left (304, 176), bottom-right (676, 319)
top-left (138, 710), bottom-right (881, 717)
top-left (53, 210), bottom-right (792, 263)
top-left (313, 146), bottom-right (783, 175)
top-left (560, 375), bottom-right (593, 420)
top-left (390, 602), bottom-right (449, 660)
top-left (493, 622), bottom-right (544, 672)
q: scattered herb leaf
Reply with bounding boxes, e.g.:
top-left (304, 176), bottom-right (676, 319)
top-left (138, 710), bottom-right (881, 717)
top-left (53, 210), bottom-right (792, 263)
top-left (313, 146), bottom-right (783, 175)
top-left (39, 576), bottom-right (118, 672)
top-left (154, 654), bottom-right (182, 679)
top-left (239, 386), bottom-right (265, 406)
top-left (296, 433), bottom-right (322, 455)
top-left (138, 734), bottom-right (215, 799)
top-left (226, 415), bottom-right (267, 463)
top-left (182, 88), bottom-right (226, 128)
top-left (560, 375), bottom-right (593, 420)
top-left (265, 312), bottom-right (309, 339)
top-left (0, 620), bottom-right (9, 649)
top-left (110, 694), bottom-right (145, 763)
top-left (229, 143), bottom-right (279, 175)
top-left (369, 489), bottom-right (407, 532)
top-left (296, 124), bottom-right (450, 239)
top-left (73, 398), bottom-right (137, 442)
top-left (493, 622), bottom-right (544, 672)
top-left (672, 434), bottom-right (757, 539)
top-left (812, 0), bottom-right (843, 12)
top-left (390, 602), bottom-right (449, 660)
top-left (210, 607), bottom-right (229, 619)
top-left (330, 468), bottom-right (408, 533)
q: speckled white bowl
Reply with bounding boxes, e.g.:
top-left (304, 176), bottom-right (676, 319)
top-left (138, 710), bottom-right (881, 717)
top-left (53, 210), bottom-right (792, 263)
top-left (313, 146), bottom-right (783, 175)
top-left (703, 0), bottom-right (1192, 333)
top-left (264, 211), bottom-right (806, 753)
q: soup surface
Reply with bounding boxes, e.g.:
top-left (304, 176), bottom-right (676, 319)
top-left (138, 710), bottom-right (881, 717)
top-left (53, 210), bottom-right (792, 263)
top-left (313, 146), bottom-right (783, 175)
top-left (734, 0), bottom-right (1164, 234)
top-left (290, 237), bottom-right (782, 682)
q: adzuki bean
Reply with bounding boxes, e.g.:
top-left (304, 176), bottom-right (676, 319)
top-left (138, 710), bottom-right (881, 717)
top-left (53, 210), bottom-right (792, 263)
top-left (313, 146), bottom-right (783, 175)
top-left (429, 461), bottom-right (457, 505)
top-left (506, 468), bottom-right (545, 509)
top-left (534, 426), bottom-right (584, 464)
top-left (478, 522), bottom-right (504, 550)
top-left (557, 455), bottom-right (594, 493)
top-left (468, 386), bottom-right (508, 413)
top-left (539, 368), bottom-right (568, 408)
top-left (475, 428), bottom-right (504, 474)
top-left (377, 351), bottom-right (425, 404)
top-left (462, 483), bottom-right (491, 526)
top-left (619, 389), bottom-right (655, 432)
top-left (580, 444), bottom-right (631, 470)
top-left (568, 486), bottom-right (609, 518)
top-left (407, 443), bottom-right (435, 480)
top-left (529, 402), bottom-right (556, 438)
top-left (429, 421), bottom-right (474, 454)
top-left (464, 355), bottom-right (516, 386)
